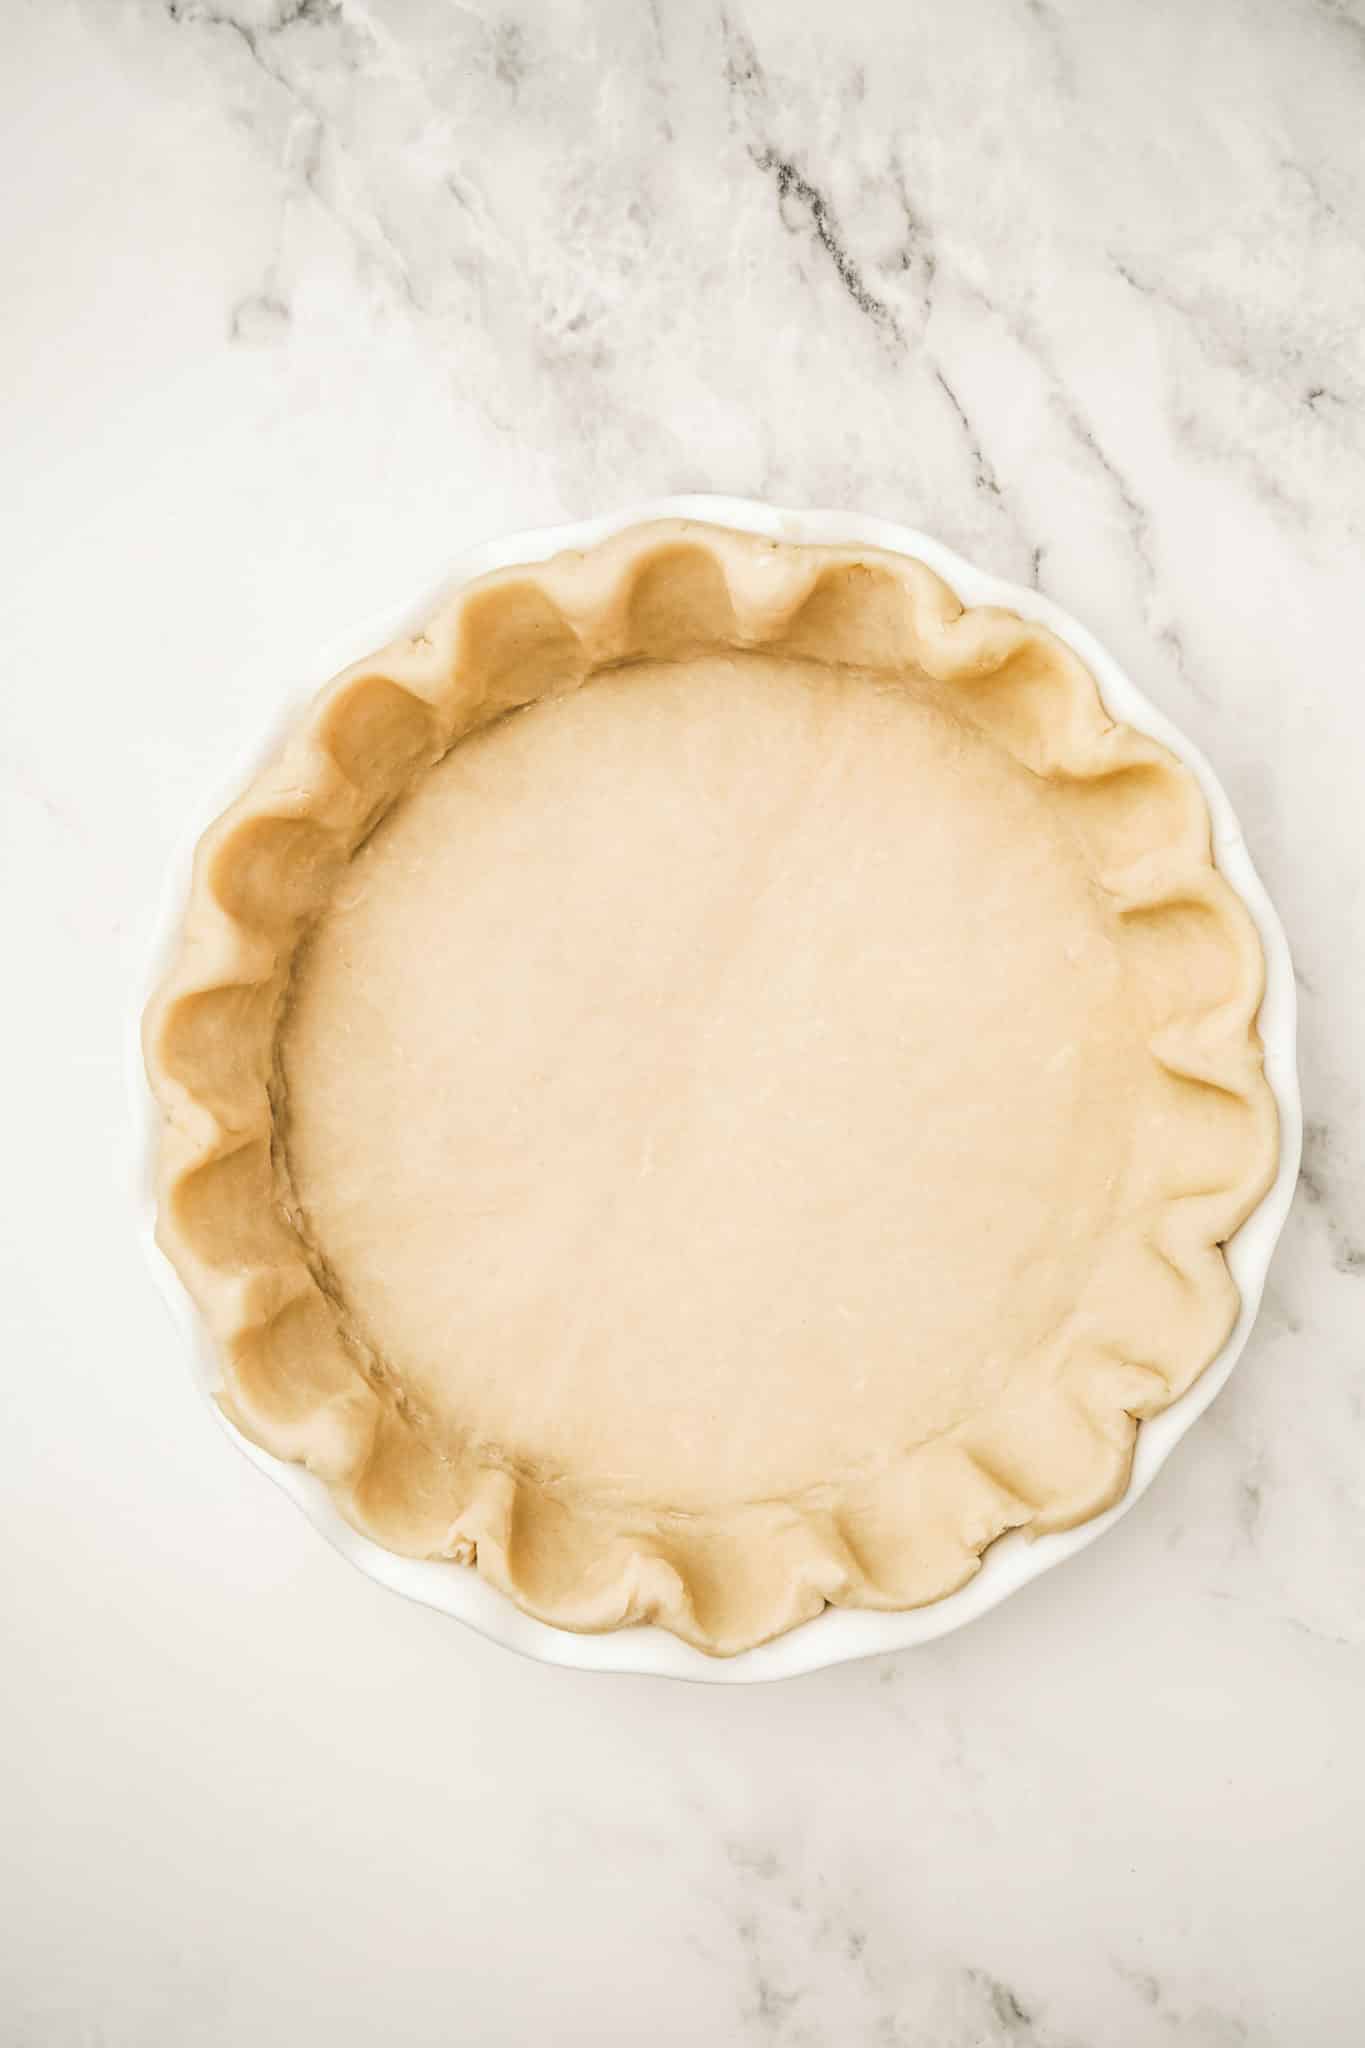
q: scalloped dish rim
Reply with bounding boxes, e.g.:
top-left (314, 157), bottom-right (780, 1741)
top-left (131, 494), bottom-right (1301, 1682)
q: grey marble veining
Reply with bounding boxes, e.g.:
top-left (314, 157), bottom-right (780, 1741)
top-left (2, 0), bottom-right (1362, 2042)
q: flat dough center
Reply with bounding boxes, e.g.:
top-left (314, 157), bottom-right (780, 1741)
top-left (279, 654), bottom-right (1141, 1508)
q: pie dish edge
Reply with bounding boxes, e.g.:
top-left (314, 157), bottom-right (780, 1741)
top-left (141, 515), bottom-right (1284, 1659)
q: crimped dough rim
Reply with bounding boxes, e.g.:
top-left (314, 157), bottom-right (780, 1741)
top-left (144, 521), bottom-right (1278, 1655)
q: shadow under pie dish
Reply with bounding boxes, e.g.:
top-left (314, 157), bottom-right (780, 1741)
top-left (143, 518), bottom-right (1281, 1658)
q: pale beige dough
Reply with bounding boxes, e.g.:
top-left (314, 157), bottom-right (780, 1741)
top-left (145, 522), bottom-right (1278, 1653)
top-left (281, 654), bottom-right (1141, 1509)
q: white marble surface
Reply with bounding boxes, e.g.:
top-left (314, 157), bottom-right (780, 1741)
top-left (3, 0), bottom-right (1364, 2040)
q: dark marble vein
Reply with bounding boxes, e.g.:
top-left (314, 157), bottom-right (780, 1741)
top-left (228, 288), bottom-right (291, 342)
top-left (1112, 1947), bottom-right (1269, 2042)
top-left (1208, 1587), bottom-right (1362, 1650)
top-left (166, 0), bottom-right (449, 323)
top-left (886, 148), bottom-right (939, 331)
top-left (749, 147), bottom-right (902, 345)
top-left (167, 0), bottom-right (341, 59)
top-left (1018, 0), bottom-right (1077, 92)
top-left (932, 366), bottom-right (1003, 498)
top-left (1313, 0), bottom-right (1365, 61)
top-left (960, 274), bottom-right (1213, 699)
top-left (1110, 249), bottom-right (1362, 538)
top-left (720, 11), bottom-right (903, 347)
top-left (1299, 1118), bottom-right (1365, 1275)
top-left (490, 18), bottom-right (526, 94)
top-left (1046, 363), bottom-right (1209, 701)
top-left (719, 7), bottom-right (765, 104)
top-left (968, 1969), bottom-right (1037, 2036)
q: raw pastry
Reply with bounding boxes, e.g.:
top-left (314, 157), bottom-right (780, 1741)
top-left (145, 523), bottom-right (1278, 1654)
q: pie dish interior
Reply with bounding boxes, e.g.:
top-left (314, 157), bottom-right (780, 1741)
top-left (144, 521), bottom-right (1278, 1655)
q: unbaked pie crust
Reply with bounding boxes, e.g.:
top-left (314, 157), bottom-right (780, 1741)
top-left (145, 522), bottom-right (1278, 1654)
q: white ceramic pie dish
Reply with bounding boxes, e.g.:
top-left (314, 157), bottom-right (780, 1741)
top-left (132, 494), bottom-right (1301, 1682)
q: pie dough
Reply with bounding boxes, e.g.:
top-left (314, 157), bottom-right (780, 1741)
top-left (145, 522), bottom-right (1278, 1654)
